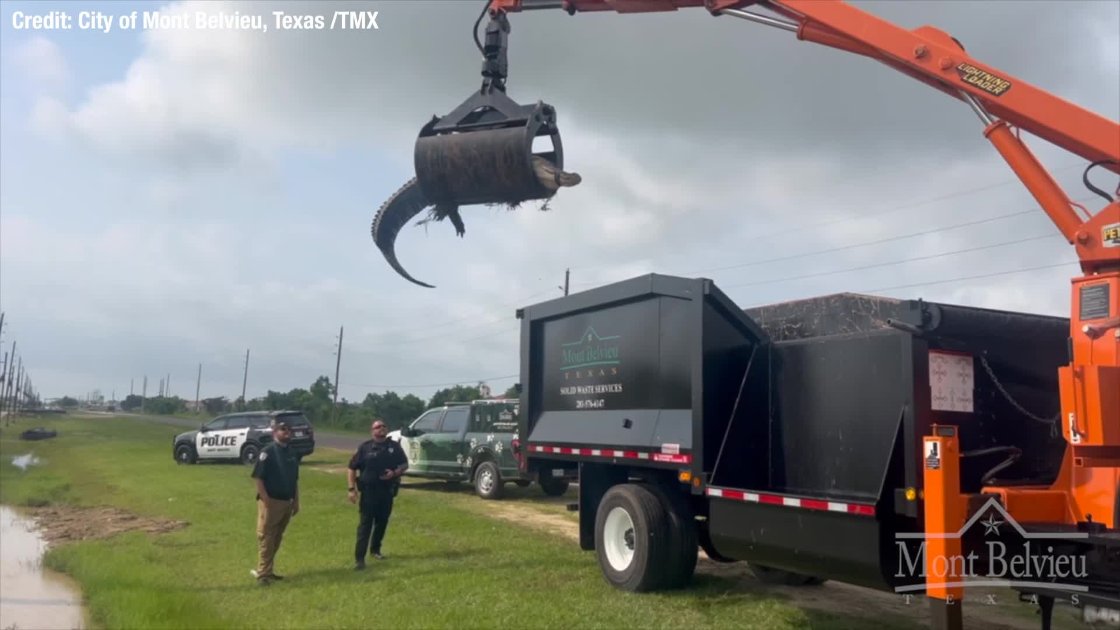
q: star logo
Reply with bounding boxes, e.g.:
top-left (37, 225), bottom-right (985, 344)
top-left (981, 512), bottom-right (1003, 536)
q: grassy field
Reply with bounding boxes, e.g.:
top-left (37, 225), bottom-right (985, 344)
top-left (0, 415), bottom-right (1061, 630)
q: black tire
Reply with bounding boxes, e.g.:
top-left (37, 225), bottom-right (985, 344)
top-left (175, 443), bottom-right (196, 465)
top-left (646, 484), bottom-right (698, 589)
top-left (474, 461), bottom-right (503, 500)
top-left (539, 476), bottom-right (570, 496)
top-left (241, 443), bottom-right (260, 466)
top-left (594, 483), bottom-right (674, 592)
top-left (749, 564), bottom-right (826, 586)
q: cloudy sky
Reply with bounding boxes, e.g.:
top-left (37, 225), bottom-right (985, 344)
top-left (1, 0), bottom-right (1117, 404)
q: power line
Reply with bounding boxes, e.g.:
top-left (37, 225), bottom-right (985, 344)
top-left (717, 232), bottom-right (1061, 291)
top-left (858, 260), bottom-right (1079, 294)
top-left (564, 161), bottom-right (1087, 274)
top-left (341, 373), bottom-right (519, 391)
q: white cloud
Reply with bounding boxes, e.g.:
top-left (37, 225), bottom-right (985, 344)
top-left (12, 36), bottom-right (69, 91)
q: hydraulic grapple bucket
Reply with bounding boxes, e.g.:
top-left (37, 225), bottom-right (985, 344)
top-left (414, 88), bottom-right (564, 207)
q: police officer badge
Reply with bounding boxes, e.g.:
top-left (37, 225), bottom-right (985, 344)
top-left (260, 451), bottom-right (268, 461)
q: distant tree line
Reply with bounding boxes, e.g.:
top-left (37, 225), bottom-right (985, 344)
top-left (115, 375), bottom-right (518, 432)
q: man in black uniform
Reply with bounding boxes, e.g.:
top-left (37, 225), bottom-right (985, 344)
top-left (347, 418), bottom-right (408, 569)
top-left (250, 418), bottom-right (300, 585)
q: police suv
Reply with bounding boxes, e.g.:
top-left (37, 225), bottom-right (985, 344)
top-left (172, 410), bottom-right (315, 465)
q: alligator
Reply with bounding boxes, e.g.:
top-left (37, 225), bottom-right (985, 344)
top-left (370, 156), bottom-right (581, 288)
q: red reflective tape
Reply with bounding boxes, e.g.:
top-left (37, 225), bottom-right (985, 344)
top-left (849, 504), bottom-right (877, 516)
top-left (801, 498), bottom-right (829, 511)
top-left (706, 485), bottom-right (876, 518)
top-left (526, 443), bottom-right (692, 465)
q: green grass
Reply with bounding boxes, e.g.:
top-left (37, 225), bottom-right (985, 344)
top-left (0, 416), bottom-right (921, 629)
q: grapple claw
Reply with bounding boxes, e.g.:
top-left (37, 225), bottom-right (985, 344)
top-left (414, 89), bottom-right (564, 209)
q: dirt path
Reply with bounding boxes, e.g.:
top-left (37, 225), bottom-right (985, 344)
top-left (21, 505), bottom-right (186, 544)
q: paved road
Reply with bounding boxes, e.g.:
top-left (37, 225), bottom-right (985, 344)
top-left (118, 412), bottom-right (364, 452)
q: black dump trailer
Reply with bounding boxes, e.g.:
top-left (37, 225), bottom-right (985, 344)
top-left (512, 273), bottom-right (1110, 604)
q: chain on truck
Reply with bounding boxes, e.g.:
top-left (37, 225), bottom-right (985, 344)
top-left (368, 1), bottom-right (1120, 628)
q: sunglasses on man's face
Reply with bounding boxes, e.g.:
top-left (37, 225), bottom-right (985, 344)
top-left (372, 425), bottom-right (386, 430)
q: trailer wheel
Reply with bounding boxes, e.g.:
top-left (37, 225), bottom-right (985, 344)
top-left (648, 484), bottom-right (698, 589)
top-left (749, 564), bottom-right (826, 586)
top-left (594, 484), bottom-right (673, 592)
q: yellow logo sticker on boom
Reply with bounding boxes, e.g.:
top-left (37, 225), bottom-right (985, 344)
top-left (1103, 223), bottom-right (1120, 248)
top-left (956, 63), bottom-right (1012, 96)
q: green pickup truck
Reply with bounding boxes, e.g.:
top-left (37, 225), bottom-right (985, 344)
top-left (388, 398), bottom-right (573, 500)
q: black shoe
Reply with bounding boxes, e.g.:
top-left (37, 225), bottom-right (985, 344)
top-left (354, 561), bottom-right (366, 570)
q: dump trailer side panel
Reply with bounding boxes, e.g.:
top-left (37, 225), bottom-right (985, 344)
top-left (516, 274), bottom-right (1072, 595)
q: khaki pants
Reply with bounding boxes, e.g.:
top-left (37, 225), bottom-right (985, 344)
top-left (256, 497), bottom-right (293, 578)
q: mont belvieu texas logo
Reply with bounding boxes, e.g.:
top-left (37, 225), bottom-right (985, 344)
top-left (560, 326), bottom-right (621, 378)
top-left (894, 496), bottom-right (1089, 593)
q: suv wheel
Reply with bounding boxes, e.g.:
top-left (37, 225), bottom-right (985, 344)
top-left (175, 444), bottom-right (196, 465)
top-left (241, 443), bottom-right (260, 466)
top-left (474, 461), bottom-right (503, 500)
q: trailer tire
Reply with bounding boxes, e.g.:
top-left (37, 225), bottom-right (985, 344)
top-left (595, 483), bottom-right (673, 592)
top-left (644, 483), bottom-right (698, 588)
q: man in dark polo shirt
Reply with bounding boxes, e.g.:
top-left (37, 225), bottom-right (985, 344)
top-left (347, 418), bottom-right (408, 569)
top-left (250, 418), bottom-right (301, 585)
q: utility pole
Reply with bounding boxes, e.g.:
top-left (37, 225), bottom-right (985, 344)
top-left (241, 349), bottom-right (250, 410)
top-left (14, 361), bottom-right (23, 417)
top-left (195, 363), bottom-right (202, 413)
top-left (4, 341), bottom-right (16, 419)
top-left (167, 373), bottom-right (171, 397)
top-left (131, 378), bottom-right (134, 396)
top-left (142, 375), bottom-right (147, 412)
top-left (559, 268), bottom-right (570, 296)
top-left (332, 326), bottom-right (343, 422)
